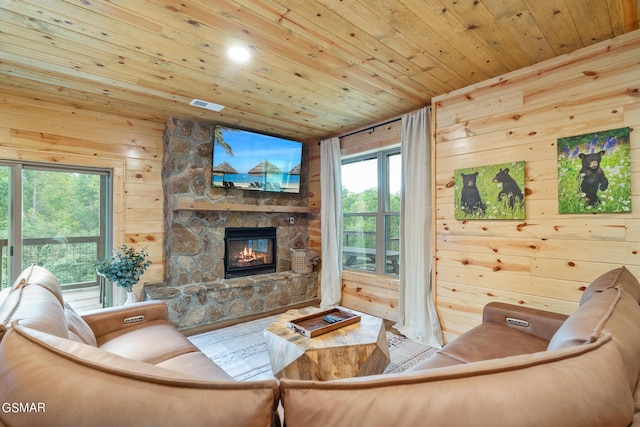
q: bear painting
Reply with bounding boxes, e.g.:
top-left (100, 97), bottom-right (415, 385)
top-left (492, 168), bottom-right (523, 208)
top-left (557, 126), bottom-right (631, 214)
top-left (460, 172), bottom-right (485, 215)
top-left (578, 151), bottom-right (608, 206)
top-left (455, 161), bottom-right (526, 220)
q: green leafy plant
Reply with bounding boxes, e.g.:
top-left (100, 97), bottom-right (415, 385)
top-left (95, 245), bottom-right (151, 292)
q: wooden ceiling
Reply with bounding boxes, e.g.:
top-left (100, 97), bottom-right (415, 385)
top-left (1, 1), bottom-right (638, 142)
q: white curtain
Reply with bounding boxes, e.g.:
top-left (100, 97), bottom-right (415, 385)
top-left (320, 137), bottom-right (343, 307)
top-left (395, 107), bottom-right (444, 347)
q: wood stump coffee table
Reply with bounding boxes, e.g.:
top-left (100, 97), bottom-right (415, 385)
top-left (263, 306), bottom-right (390, 381)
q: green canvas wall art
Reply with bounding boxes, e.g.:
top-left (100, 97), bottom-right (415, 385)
top-left (454, 161), bottom-right (526, 220)
top-left (557, 127), bottom-right (631, 214)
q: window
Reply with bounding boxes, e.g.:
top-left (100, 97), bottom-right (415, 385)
top-left (341, 148), bottom-right (401, 275)
top-left (0, 162), bottom-right (112, 310)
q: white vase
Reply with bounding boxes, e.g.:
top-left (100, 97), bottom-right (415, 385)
top-left (124, 291), bottom-right (136, 305)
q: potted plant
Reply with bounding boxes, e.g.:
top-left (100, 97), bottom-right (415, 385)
top-left (95, 245), bottom-right (151, 304)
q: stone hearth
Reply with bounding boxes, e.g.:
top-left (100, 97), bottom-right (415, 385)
top-left (152, 118), bottom-right (318, 330)
top-left (144, 271), bottom-right (317, 330)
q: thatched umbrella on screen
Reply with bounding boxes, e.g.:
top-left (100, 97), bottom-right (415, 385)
top-left (283, 163), bottom-right (302, 192)
top-left (248, 160), bottom-right (282, 189)
top-left (213, 161), bottom-right (238, 175)
top-left (213, 161), bottom-right (239, 187)
top-left (288, 163), bottom-right (301, 175)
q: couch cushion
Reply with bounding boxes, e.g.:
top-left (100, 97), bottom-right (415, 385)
top-left (603, 289), bottom-right (640, 391)
top-left (64, 302), bottom-right (97, 347)
top-left (407, 310), bottom-right (552, 373)
top-left (98, 321), bottom-right (202, 365)
top-left (0, 265), bottom-right (99, 347)
top-left (0, 278), bottom-right (69, 339)
top-left (405, 352), bottom-right (464, 371)
top-left (545, 267), bottom-right (640, 391)
top-left (156, 351), bottom-right (234, 381)
top-left (548, 287), bottom-right (619, 351)
top-left (14, 264), bottom-right (64, 307)
top-left (432, 322), bottom-right (548, 363)
top-left (0, 265), bottom-right (70, 340)
top-left (580, 266), bottom-right (640, 305)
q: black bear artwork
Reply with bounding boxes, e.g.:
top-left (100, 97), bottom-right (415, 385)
top-left (492, 168), bottom-right (523, 208)
top-left (460, 172), bottom-right (485, 215)
top-left (578, 150), bottom-right (608, 206)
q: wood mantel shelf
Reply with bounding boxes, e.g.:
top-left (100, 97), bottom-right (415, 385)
top-left (175, 200), bottom-right (318, 214)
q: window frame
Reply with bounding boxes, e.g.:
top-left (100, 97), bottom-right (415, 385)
top-left (341, 146), bottom-right (401, 276)
top-left (0, 161), bottom-right (113, 302)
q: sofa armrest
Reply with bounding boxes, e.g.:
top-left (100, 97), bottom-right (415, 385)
top-left (483, 302), bottom-right (568, 342)
top-left (81, 301), bottom-right (170, 340)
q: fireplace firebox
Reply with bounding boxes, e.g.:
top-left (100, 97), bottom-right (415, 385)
top-left (224, 227), bottom-right (277, 279)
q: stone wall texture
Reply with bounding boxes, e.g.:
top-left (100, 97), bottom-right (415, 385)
top-left (144, 271), bottom-right (318, 329)
top-left (157, 118), bottom-right (318, 328)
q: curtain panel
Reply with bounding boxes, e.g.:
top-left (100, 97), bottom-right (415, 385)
top-left (395, 107), bottom-right (444, 347)
top-left (319, 137), bottom-right (343, 307)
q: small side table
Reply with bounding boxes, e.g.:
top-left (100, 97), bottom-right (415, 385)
top-left (263, 306), bottom-right (390, 381)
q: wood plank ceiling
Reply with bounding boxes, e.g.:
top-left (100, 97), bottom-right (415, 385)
top-left (1, 0), bottom-right (638, 142)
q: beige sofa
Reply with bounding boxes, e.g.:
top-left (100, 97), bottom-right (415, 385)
top-left (281, 267), bottom-right (640, 427)
top-left (0, 265), bottom-right (280, 427)
top-left (3, 264), bottom-right (640, 427)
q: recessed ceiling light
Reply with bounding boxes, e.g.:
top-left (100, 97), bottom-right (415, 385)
top-left (227, 45), bottom-right (251, 63)
top-left (189, 99), bottom-right (225, 112)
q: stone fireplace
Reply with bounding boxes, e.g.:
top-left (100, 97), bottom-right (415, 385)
top-left (144, 118), bottom-right (319, 330)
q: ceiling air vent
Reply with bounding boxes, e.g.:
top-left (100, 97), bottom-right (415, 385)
top-left (189, 99), bottom-right (225, 112)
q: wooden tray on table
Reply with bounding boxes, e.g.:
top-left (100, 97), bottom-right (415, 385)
top-left (286, 308), bottom-right (361, 338)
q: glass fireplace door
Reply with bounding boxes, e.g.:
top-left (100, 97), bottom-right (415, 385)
top-left (224, 227), bottom-right (277, 278)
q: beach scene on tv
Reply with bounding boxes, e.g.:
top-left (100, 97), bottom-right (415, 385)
top-left (212, 126), bottom-right (302, 193)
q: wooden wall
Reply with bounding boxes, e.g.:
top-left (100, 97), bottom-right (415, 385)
top-left (307, 140), bottom-right (323, 302)
top-left (0, 95), bottom-right (165, 297)
top-left (433, 31), bottom-right (640, 343)
top-left (3, 30), bottom-right (638, 329)
top-left (307, 141), bottom-right (321, 252)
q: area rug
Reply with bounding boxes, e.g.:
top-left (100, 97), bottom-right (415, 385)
top-left (188, 315), bottom-right (438, 381)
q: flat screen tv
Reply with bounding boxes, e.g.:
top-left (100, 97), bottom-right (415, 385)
top-left (212, 125), bottom-right (302, 194)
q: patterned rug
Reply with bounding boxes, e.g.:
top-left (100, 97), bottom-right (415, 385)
top-left (188, 315), bottom-right (438, 381)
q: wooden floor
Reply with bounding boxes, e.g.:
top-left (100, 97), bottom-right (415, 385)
top-left (63, 285), bottom-right (104, 313)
